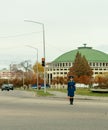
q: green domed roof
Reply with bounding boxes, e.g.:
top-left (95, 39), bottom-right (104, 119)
top-left (53, 46), bottom-right (108, 63)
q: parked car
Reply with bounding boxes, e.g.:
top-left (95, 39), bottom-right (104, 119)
top-left (31, 84), bottom-right (50, 89)
top-left (31, 85), bottom-right (41, 89)
top-left (1, 84), bottom-right (14, 91)
top-left (8, 84), bottom-right (14, 90)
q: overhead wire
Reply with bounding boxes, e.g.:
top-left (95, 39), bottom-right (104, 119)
top-left (0, 31), bottom-right (42, 38)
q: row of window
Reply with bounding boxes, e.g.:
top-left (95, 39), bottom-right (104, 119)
top-left (53, 72), bottom-right (67, 75)
top-left (50, 62), bottom-right (108, 67)
top-left (93, 68), bottom-right (107, 70)
top-left (48, 68), bottom-right (69, 71)
top-left (53, 62), bottom-right (72, 67)
top-left (89, 62), bottom-right (108, 67)
top-left (52, 71), bottom-right (103, 75)
top-left (48, 67), bottom-right (108, 72)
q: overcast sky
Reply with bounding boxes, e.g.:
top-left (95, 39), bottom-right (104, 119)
top-left (0, 0), bottom-right (108, 69)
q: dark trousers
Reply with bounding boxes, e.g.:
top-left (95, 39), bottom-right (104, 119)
top-left (70, 97), bottom-right (74, 105)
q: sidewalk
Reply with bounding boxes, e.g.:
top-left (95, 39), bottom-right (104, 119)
top-left (48, 91), bottom-right (108, 101)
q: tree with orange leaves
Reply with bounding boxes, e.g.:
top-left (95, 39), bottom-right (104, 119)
top-left (68, 52), bottom-right (93, 84)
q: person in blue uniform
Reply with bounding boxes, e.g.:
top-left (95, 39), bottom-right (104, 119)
top-left (67, 76), bottom-right (76, 105)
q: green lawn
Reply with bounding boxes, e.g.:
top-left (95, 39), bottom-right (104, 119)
top-left (17, 87), bottom-right (108, 97)
top-left (49, 88), bottom-right (108, 97)
top-left (76, 88), bottom-right (108, 97)
top-left (36, 89), bottom-right (54, 96)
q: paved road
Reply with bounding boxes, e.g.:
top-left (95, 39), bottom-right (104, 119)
top-left (0, 90), bottom-right (108, 130)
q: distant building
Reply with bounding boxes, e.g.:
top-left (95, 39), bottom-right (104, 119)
top-left (47, 45), bottom-right (108, 85)
top-left (0, 64), bottom-right (22, 80)
top-left (0, 68), bottom-right (12, 79)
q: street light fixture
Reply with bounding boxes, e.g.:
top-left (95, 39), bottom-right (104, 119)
top-left (24, 20), bottom-right (46, 93)
top-left (26, 45), bottom-right (39, 90)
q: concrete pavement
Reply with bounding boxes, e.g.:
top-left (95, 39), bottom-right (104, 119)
top-left (5, 89), bottom-right (108, 102)
top-left (1, 91), bottom-right (108, 130)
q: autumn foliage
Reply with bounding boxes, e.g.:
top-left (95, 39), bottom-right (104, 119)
top-left (94, 74), bottom-right (108, 89)
top-left (68, 52), bottom-right (93, 84)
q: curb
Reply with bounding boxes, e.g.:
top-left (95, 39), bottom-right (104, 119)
top-left (47, 91), bottom-right (108, 101)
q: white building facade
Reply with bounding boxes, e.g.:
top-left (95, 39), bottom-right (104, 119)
top-left (46, 46), bottom-right (108, 85)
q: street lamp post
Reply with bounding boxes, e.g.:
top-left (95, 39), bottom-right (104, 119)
top-left (24, 20), bottom-right (46, 93)
top-left (26, 45), bottom-right (39, 90)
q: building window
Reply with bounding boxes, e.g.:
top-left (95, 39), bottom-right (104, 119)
top-left (66, 63), bottom-right (68, 66)
top-left (96, 63), bottom-right (98, 66)
top-left (89, 62), bottom-right (92, 66)
top-left (93, 63), bottom-right (95, 66)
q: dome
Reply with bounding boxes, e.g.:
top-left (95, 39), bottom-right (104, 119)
top-left (52, 46), bottom-right (108, 63)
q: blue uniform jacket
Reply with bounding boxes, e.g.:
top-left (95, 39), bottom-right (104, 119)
top-left (67, 81), bottom-right (76, 97)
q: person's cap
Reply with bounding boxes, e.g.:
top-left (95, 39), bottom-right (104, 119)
top-left (69, 76), bottom-right (74, 79)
